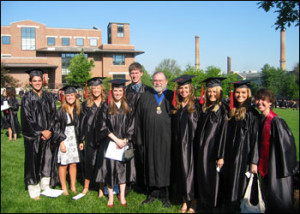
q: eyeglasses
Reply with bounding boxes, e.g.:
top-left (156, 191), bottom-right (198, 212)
top-left (152, 79), bottom-right (165, 83)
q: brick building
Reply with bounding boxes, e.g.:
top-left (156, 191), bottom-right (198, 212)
top-left (1, 20), bottom-right (144, 89)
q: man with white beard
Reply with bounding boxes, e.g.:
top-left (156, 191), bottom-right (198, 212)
top-left (135, 71), bottom-right (173, 208)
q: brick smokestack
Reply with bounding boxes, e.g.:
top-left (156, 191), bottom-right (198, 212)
top-left (280, 30), bottom-right (286, 70)
top-left (195, 35), bottom-right (200, 70)
top-left (227, 56), bottom-right (231, 75)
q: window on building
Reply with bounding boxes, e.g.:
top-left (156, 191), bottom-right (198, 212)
top-left (21, 27), bottom-right (36, 50)
top-left (113, 54), bottom-right (125, 65)
top-left (62, 38), bottom-right (70, 46)
top-left (117, 24), bottom-right (124, 37)
top-left (47, 37), bottom-right (55, 46)
top-left (113, 74), bottom-right (126, 79)
top-left (108, 24), bottom-right (111, 43)
top-left (90, 38), bottom-right (97, 46)
top-left (61, 52), bottom-right (88, 84)
top-left (2, 36), bottom-right (11, 44)
top-left (76, 38), bottom-right (84, 46)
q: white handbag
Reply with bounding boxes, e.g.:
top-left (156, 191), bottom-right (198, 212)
top-left (240, 173), bottom-right (266, 213)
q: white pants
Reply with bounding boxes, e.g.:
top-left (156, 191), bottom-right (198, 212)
top-left (27, 177), bottom-right (50, 199)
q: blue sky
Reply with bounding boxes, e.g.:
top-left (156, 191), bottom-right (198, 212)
top-left (1, 1), bottom-right (299, 74)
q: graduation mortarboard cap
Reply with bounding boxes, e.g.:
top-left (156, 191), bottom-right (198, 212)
top-left (108, 79), bottom-right (129, 88)
top-left (60, 85), bottom-right (78, 94)
top-left (172, 75), bottom-right (196, 86)
top-left (87, 77), bottom-right (106, 86)
top-left (107, 79), bottom-right (129, 104)
top-left (202, 77), bottom-right (227, 88)
top-left (25, 68), bottom-right (44, 78)
top-left (229, 80), bottom-right (251, 89)
top-left (171, 75), bottom-right (196, 106)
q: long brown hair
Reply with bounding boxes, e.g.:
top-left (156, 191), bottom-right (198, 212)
top-left (61, 93), bottom-right (81, 116)
top-left (172, 84), bottom-right (196, 114)
top-left (202, 86), bottom-right (223, 113)
top-left (86, 85), bottom-right (106, 107)
top-left (229, 87), bottom-right (252, 121)
top-left (109, 87), bottom-right (130, 115)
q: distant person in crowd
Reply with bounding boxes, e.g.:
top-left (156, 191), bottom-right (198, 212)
top-left (94, 79), bottom-right (135, 208)
top-left (194, 77), bottom-right (229, 212)
top-left (135, 71), bottom-right (173, 208)
top-left (19, 89), bottom-right (25, 98)
top-left (79, 77), bottom-right (106, 197)
top-left (171, 75), bottom-right (200, 213)
top-left (21, 69), bottom-right (56, 200)
top-left (1, 89), bottom-right (9, 130)
top-left (223, 80), bottom-right (260, 212)
top-left (4, 87), bottom-right (20, 141)
top-left (255, 89), bottom-right (298, 212)
top-left (125, 62), bottom-right (151, 193)
top-left (52, 86), bottom-right (83, 195)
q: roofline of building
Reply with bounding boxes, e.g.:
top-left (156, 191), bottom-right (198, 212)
top-left (36, 47), bottom-right (144, 55)
top-left (3, 63), bottom-right (58, 68)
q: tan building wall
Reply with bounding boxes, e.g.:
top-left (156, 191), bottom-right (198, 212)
top-left (1, 20), bottom-right (143, 89)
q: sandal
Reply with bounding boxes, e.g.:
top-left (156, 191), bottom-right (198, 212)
top-left (180, 203), bottom-right (188, 213)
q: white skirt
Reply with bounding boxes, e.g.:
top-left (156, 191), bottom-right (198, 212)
top-left (57, 125), bottom-right (80, 165)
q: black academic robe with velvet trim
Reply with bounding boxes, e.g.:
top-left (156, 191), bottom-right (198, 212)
top-left (172, 102), bottom-right (200, 202)
top-left (224, 106), bottom-right (260, 204)
top-left (94, 102), bottom-right (135, 187)
top-left (79, 101), bottom-right (103, 180)
top-left (194, 102), bottom-right (229, 207)
top-left (21, 90), bottom-right (56, 186)
top-left (125, 83), bottom-right (151, 188)
top-left (135, 88), bottom-right (174, 187)
top-left (259, 115), bottom-right (298, 212)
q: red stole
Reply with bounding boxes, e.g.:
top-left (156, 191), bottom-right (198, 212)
top-left (259, 109), bottom-right (277, 178)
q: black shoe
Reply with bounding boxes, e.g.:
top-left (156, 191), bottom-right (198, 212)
top-left (142, 196), bottom-right (155, 205)
top-left (162, 200), bottom-right (171, 208)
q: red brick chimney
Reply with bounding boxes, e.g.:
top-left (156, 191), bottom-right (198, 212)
top-left (195, 35), bottom-right (200, 70)
top-left (227, 56), bottom-right (231, 75)
top-left (280, 30), bottom-right (286, 70)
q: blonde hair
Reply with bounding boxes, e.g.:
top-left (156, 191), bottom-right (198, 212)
top-left (229, 87), bottom-right (252, 121)
top-left (109, 88), bottom-right (130, 115)
top-left (172, 84), bottom-right (196, 114)
top-left (202, 86), bottom-right (223, 113)
top-left (86, 85), bottom-right (106, 107)
top-left (61, 93), bottom-right (81, 116)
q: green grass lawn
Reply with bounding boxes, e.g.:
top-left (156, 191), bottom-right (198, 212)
top-left (1, 108), bottom-right (299, 213)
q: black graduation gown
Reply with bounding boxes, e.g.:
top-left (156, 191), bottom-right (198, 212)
top-left (224, 106), bottom-right (260, 203)
top-left (194, 102), bottom-right (229, 207)
top-left (135, 88), bottom-right (173, 187)
top-left (21, 90), bottom-right (56, 186)
top-left (79, 101), bottom-right (103, 180)
top-left (94, 102), bottom-right (135, 187)
top-left (51, 107), bottom-right (81, 187)
top-left (4, 97), bottom-right (20, 134)
top-left (125, 83), bottom-right (150, 188)
top-left (172, 102), bottom-right (200, 202)
top-left (1, 95), bottom-right (9, 129)
top-left (259, 115), bottom-right (298, 212)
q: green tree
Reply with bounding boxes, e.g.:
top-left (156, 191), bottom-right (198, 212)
top-left (1, 63), bottom-right (20, 88)
top-left (155, 58), bottom-right (182, 79)
top-left (257, 1), bottom-right (299, 30)
top-left (293, 62), bottom-right (299, 86)
top-left (65, 49), bottom-right (94, 87)
top-left (260, 64), bottom-right (299, 99)
top-left (141, 68), bottom-right (152, 87)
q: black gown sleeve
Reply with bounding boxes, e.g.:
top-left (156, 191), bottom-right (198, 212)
top-left (271, 117), bottom-right (298, 177)
top-left (21, 94), bottom-right (43, 137)
top-left (52, 108), bottom-right (67, 144)
top-left (79, 101), bottom-right (88, 143)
